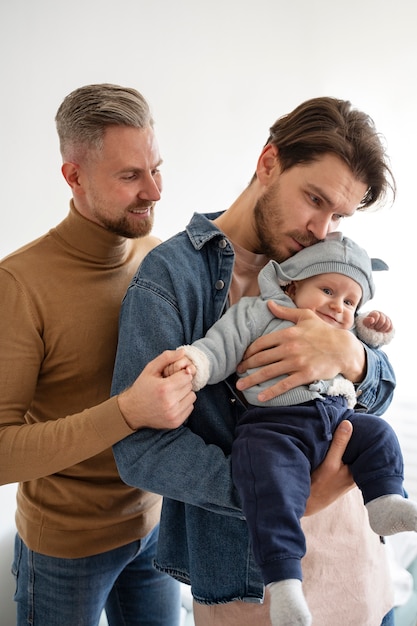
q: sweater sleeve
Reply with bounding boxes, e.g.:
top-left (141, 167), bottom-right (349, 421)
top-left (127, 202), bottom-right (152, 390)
top-left (181, 297), bottom-right (260, 390)
top-left (0, 269), bottom-right (132, 486)
top-left (355, 313), bottom-right (395, 348)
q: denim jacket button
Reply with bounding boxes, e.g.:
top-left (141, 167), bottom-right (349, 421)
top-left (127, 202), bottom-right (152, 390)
top-left (218, 239), bottom-right (228, 249)
top-left (215, 280), bottom-right (225, 290)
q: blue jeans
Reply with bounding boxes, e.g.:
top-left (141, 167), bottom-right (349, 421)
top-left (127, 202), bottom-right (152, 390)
top-left (12, 526), bottom-right (181, 626)
top-left (381, 608), bottom-right (395, 625)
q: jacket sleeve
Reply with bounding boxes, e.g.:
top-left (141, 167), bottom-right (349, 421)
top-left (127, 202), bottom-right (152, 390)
top-left (111, 276), bottom-right (245, 517)
top-left (354, 344), bottom-right (395, 415)
top-left (350, 313), bottom-right (396, 415)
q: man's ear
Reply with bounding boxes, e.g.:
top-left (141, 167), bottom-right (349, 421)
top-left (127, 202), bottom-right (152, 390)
top-left (61, 162), bottom-right (82, 191)
top-left (256, 143), bottom-right (280, 185)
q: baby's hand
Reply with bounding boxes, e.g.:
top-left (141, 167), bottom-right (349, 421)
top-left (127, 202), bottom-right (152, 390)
top-left (361, 310), bottom-right (393, 334)
top-left (163, 352), bottom-right (196, 379)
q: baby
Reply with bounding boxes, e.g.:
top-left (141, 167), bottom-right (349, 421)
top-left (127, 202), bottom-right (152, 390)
top-left (166, 233), bottom-right (415, 626)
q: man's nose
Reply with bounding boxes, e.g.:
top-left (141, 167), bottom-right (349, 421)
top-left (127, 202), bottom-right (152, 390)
top-left (307, 215), bottom-right (333, 241)
top-left (137, 172), bottom-right (162, 202)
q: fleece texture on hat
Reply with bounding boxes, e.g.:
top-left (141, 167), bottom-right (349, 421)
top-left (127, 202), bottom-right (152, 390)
top-left (276, 232), bottom-right (388, 306)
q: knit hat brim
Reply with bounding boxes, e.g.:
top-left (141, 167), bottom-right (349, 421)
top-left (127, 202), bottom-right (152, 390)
top-left (275, 232), bottom-right (388, 306)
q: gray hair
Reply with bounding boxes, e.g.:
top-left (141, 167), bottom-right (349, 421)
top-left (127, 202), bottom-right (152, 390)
top-left (55, 83), bottom-right (153, 161)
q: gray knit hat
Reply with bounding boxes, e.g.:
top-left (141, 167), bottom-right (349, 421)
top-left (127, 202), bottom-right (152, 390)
top-left (276, 232), bottom-right (388, 306)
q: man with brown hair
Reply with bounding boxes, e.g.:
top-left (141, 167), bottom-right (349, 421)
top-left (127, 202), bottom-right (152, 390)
top-left (112, 96), bottom-right (397, 626)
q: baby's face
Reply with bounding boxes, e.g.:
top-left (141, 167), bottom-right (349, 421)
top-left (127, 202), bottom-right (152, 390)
top-left (288, 272), bottom-right (362, 329)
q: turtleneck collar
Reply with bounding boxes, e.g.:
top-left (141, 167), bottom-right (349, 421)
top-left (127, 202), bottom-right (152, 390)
top-left (54, 201), bottom-right (133, 264)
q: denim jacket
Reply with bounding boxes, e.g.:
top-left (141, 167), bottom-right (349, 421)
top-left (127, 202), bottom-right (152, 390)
top-left (111, 211), bottom-right (396, 604)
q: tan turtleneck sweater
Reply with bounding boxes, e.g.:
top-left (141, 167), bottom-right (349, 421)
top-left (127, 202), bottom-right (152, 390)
top-left (0, 203), bottom-right (162, 557)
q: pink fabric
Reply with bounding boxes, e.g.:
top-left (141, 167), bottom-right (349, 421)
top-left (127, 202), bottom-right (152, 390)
top-left (302, 488), bottom-right (393, 625)
top-left (194, 488), bottom-right (393, 626)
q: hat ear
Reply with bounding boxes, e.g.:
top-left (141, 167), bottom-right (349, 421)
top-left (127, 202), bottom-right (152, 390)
top-left (371, 258), bottom-right (389, 271)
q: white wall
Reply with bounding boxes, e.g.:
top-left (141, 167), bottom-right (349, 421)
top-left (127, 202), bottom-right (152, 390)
top-left (1, 0), bottom-right (416, 586)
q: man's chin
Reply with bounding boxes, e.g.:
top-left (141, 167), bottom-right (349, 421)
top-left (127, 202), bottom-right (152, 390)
top-left (128, 222), bottom-right (153, 239)
top-left (108, 217), bottom-right (154, 239)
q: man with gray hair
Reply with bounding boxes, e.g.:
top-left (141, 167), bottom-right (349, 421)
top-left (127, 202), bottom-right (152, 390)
top-left (0, 83), bottom-right (196, 626)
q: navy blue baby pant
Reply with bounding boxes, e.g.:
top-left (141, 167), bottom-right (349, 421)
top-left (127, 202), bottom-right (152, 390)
top-left (231, 396), bottom-right (404, 585)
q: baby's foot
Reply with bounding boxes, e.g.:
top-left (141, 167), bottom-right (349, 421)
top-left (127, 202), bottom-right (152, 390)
top-left (366, 494), bottom-right (417, 535)
top-left (268, 579), bottom-right (312, 626)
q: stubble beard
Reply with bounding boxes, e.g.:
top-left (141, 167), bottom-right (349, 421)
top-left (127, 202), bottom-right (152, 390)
top-left (253, 193), bottom-right (289, 262)
top-left (254, 188), bottom-right (320, 262)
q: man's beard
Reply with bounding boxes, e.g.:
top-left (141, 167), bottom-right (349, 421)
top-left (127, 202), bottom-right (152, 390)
top-left (95, 205), bottom-right (155, 239)
top-left (254, 187), bottom-right (319, 261)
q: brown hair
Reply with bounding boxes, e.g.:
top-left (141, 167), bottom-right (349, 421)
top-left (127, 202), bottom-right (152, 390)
top-left (257, 97), bottom-right (395, 209)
